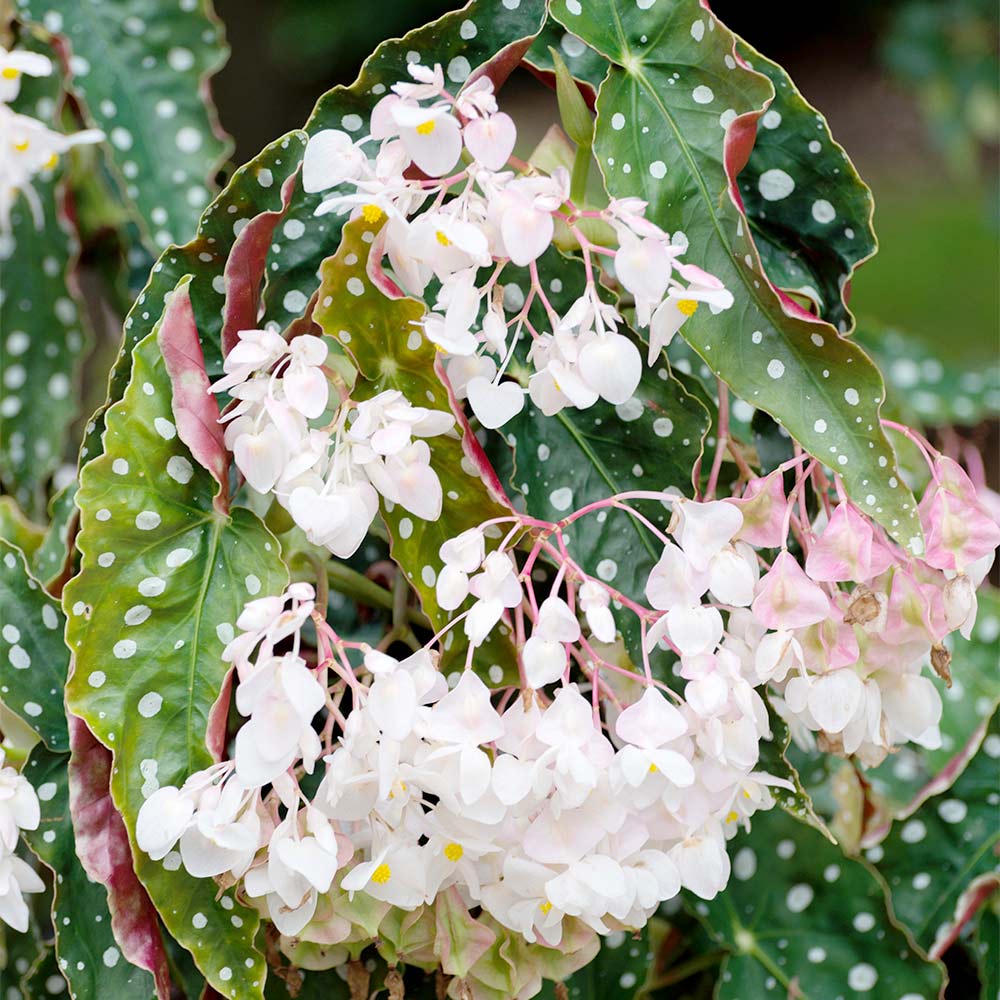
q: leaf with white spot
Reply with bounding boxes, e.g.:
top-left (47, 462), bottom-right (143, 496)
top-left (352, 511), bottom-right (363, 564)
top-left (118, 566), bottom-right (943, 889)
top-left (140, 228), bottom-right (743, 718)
top-left (733, 39), bottom-right (877, 333)
top-left (260, 0), bottom-right (548, 329)
top-left (0, 539), bottom-right (69, 751)
top-left (859, 325), bottom-right (1000, 429)
top-left (550, 0), bottom-right (923, 553)
top-left (64, 322), bottom-right (286, 998)
top-left (695, 807), bottom-right (945, 999)
top-left (871, 711), bottom-right (1000, 958)
top-left (0, 31), bottom-right (90, 516)
top-left (314, 218), bottom-right (517, 683)
top-left (16, 0), bottom-right (231, 251)
top-left (22, 739), bottom-right (163, 999)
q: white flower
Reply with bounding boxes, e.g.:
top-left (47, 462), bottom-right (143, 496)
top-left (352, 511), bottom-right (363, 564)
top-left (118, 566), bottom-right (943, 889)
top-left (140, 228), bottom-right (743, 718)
top-left (302, 129), bottom-right (370, 193)
top-left (522, 595), bottom-right (580, 688)
top-left (579, 581), bottom-right (615, 642)
top-left (0, 46), bottom-right (52, 102)
top-left (464, 551), bottom-right (522, 645)
top-left (0, 854), bottom-right (44, 932)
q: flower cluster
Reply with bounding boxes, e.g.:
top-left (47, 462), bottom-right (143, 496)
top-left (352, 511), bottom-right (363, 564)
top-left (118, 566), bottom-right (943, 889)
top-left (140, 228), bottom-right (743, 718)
top-left (212, 330), bottom-right (454, 556)
top-left (301, 63), bottom-right (733, 430)
top-left (0, 750), bottom-right (43, 933)
top-left (746, 449), bottom-right (1000, 764)
top-left (138, 570), bottom-right (786, 959)
top-left (0, 45), bottom-right (103, 235)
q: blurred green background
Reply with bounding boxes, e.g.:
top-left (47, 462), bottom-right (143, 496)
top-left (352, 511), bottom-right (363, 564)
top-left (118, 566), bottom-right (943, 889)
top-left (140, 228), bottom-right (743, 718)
top-left (212, 0), bottom-right (999, 364)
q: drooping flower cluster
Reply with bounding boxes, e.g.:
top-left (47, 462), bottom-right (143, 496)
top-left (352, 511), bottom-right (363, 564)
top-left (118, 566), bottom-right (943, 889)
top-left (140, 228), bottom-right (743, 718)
top-left (138, 566), bottom-right (786, 958)
top-left (212, 330), bottom-right (454, 556)
top-left (0, 45), bottom-right (103, 235)
top-left (744, 448), bottom-right (1000, 764)
top-left (0, 750), bottom-right (43, 933)
top-left (300, 63), bottom-right (733, 430)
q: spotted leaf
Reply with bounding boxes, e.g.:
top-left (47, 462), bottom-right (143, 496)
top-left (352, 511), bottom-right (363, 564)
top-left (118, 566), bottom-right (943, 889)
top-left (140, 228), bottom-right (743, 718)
top-left (695, 807), bottom-right (945, 999)
top-left (21, 740), bottom-right (162, 999)
top-left (550, 0), bottom-right (922, 553)
top-left (732, 39), bottom-right (877, 333)
top-left (870, 711), bottom-right (999, 958)
top-left (314, 218), bottom-right (517, 682)
top-left (858, 326), bottom-right (1000, 429)
top-left (0, 31), bottom-right (90, 516)
top-left (15, 0), bottom-right (231, 252)
top-left (63, 315), bottom-right (286, 998)
top-left (0, 539), bottom-right (69, 751)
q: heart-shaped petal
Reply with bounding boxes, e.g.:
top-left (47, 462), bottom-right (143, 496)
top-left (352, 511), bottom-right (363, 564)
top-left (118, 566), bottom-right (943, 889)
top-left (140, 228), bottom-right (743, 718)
top-left (466, 376), bottom-right (525, 429)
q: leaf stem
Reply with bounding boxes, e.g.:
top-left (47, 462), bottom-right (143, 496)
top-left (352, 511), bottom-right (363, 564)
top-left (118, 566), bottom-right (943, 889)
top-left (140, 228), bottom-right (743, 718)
top-left (570, 141), bottom-right (592, 207)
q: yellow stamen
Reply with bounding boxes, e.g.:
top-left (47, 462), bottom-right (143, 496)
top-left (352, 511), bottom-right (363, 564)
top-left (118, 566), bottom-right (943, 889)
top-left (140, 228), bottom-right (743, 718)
top-left (444, 842), bottom-right (464, 862)
top-left (371, 863), bottom-right (392, 885)
top-left (415, 120), bottom-right (436, 136)
top-left (743, 789), bottom-right (751, 799)
top-left (540, 901), bottom-right (553, 914)
top-left (361, 203), bottom-right (384, 224)
top-left (44, 153), bottom-right (58, 169)
top-left (648, 763), bottom-right (658, 774)
top-left (726, 811), bottom-right (738, 823)
top-left (677, 299), bottom-right (699, 317)
top-left (1, 68), bottom-right (20, 80)
top-left (13, 140), bottom-right (29, 152)
top-left (435, 230), bottom-right (452, 247)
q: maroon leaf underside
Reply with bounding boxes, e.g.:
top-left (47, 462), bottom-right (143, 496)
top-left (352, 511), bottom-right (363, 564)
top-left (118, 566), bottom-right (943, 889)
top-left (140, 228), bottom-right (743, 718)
top-left (157, 281), bottom-right (229, 505)
top-left (67, 715), bottom-right (172, 998)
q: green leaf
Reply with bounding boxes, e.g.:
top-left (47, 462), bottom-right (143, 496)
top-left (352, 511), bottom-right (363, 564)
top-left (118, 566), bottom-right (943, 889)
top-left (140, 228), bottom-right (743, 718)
top-left (260, 0), bottom-right (548, 329)
top-left (0, 539), bottom-right (69, 751)
top-left (0, 498), bottom-right (45, 560)
top-left (694, 807), bottom-right (945, 999)
top-left (757, 701), bottom-right (833, 839)
top-left (314, 218), bottom-right (517, 682)
top-left (504, 362), bottom-right (708, 615)
top-left (80, 0), bottom-right (546, 475)
top-left (22, 743), bottom-right (157, 998)
top-left (858, 325), bottom-right (1000, 428)
top-left (871, 711), bottom-right (1000, 957)
top-left (549, 0), bottom-right (923, 554)
top-left (63, 322), bottom-right (287, 998)
top-left (15, 0), bottom-right (231, 251)
top-left (31, 482), bottom-right (78, 588)
top-left (0, 33), bottom-right (90, 516)
top-left (733, 39), bottom-right (877, 333)
top-left (974, 903), bottom-right (999, 1000)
